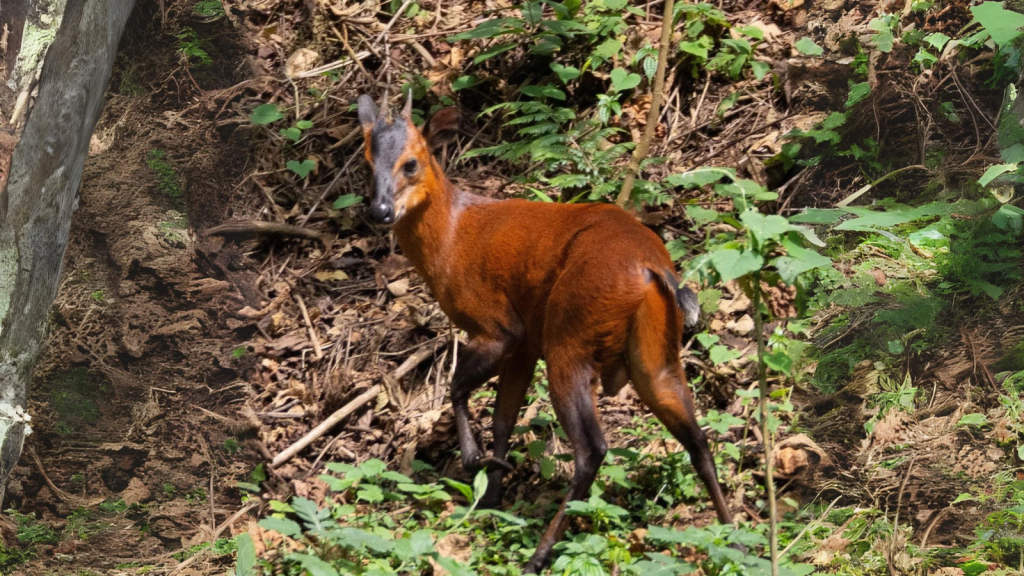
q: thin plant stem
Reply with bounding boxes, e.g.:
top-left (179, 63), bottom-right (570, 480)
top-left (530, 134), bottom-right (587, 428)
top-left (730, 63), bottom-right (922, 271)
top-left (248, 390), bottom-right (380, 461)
top-left (615, 0), bottom-right (675, 209)
top-left (753, 276), bottom-right (779, 576)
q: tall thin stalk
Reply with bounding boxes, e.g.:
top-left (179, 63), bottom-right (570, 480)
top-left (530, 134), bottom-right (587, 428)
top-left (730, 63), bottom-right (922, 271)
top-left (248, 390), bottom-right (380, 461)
top-left (615, 0), bottom-right (675, 209)
top-left (752, 276), bottom-right (779, 576)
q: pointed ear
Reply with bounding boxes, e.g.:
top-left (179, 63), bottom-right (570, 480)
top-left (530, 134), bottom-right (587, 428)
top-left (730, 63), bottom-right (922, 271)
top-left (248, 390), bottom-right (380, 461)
top-left (422, 107), bottom-right (460, 151)
top-left (357, 94), bottom-right (378, 134)
top-left (401, 90), bottom-right (414, 119)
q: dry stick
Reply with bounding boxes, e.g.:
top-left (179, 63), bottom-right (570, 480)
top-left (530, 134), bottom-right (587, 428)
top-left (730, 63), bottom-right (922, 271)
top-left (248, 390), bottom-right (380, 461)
top-left (204, 220), bottom-right (323, 243)
top-left (295, 294), bottom-right (324, 359)
top-left (779, 496), bottom-right (842, 558)
top-left (753, 279), bottom-right (779, 576)
top-left (271, 343), bottom-right (442, 468)
top-left (614, 0), bottom-right (675, 209)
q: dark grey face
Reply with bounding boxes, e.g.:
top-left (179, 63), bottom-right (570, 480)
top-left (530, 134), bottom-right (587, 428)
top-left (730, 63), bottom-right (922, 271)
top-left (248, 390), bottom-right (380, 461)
top-left (358, 94), bottom-right (422, 225)
top-left (367, 121), bottom-right (408, 224)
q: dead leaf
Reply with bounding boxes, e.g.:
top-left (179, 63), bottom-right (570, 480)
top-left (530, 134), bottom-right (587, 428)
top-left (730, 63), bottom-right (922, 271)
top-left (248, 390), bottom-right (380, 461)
top-left (388, 278), bottom-right (410, 297)
top-left (870, 268), bottom-right (886, 286)
top-left (122, 477), bottom-right (152, 505)
top-left (772, 0), bottom-right (803, 10)
top-left (315, 269), bottom-right (350, 282)
top-left (285, 48), bottom-right (320, 77)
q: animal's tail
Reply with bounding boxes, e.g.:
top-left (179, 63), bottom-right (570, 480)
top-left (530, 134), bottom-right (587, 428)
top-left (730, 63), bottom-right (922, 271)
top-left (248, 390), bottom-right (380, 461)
top-left (651, 268), bottom-right (700, 333)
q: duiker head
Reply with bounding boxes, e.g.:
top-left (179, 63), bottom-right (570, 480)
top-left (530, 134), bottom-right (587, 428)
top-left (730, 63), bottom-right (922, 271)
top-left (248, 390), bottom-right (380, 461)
top-left (357, 92), bottom-right (459, 224)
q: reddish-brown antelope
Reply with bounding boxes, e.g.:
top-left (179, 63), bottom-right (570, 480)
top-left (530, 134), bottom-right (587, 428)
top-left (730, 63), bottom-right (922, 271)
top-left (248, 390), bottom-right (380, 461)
top-left (356, 92), bottom-right (733, 573)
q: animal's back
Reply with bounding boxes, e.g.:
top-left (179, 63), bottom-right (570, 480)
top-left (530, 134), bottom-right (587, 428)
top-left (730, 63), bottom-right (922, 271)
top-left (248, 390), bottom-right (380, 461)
top-left (448, 198), bottom-right (676, 352)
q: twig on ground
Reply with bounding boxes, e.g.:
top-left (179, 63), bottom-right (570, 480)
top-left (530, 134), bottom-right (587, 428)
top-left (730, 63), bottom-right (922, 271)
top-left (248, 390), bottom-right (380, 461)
top-left (271, 341), bottom-right (443, 468)
top-left (780, 496), bottom-right (842, 558)
top-left (28, 446), bottom-right (72, 502)
top-left (295, 294), bottom-right (324, 359)
top-left (204, 221), bottom-right (324, 243)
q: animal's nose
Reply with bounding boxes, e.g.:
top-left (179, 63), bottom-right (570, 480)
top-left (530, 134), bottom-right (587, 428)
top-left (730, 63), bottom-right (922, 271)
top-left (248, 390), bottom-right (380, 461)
top-left (371, 203), bottom-right (394, 224)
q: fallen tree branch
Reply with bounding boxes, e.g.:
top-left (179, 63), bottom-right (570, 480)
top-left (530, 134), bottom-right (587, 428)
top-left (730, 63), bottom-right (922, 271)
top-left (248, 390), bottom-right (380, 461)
top-left (270, 342), bottom-right (442, 468)
top-left (271, 385), bottom-right (382, 468)
top-left (203, 220), bottom-right (324, 243)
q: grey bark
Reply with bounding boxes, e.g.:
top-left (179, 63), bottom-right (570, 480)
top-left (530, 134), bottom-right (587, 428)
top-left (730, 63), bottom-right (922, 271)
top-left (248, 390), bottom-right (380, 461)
top-left (0, 0), bottom-right (134, 502)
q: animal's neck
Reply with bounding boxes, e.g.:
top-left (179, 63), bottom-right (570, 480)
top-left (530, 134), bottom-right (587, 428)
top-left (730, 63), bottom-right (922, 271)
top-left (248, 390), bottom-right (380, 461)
top-left (393, 162), bottom-right (466, 287)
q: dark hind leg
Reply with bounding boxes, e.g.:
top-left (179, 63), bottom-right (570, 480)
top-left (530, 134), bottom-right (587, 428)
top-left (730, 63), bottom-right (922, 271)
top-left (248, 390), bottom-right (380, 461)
top-left (479, 352), bottom-right (539, 508)
top-left (451, 338), bottom-right (505, 471)
top-left (523, 358), bottom-right (606, 574)
top-left (628, 288), bottom-right (733, 524)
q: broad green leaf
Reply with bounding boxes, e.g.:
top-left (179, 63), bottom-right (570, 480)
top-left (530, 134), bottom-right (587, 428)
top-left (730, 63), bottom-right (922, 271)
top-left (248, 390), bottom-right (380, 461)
top-left (957, 413), bottom-right (988, 427)
top-left (593, 38), bottom-right (623, 59)
top-left (924, 32), bottom-right (951, 50)
top-left (666, 167), bottom-right (734, 188)
top-left (794, 37), bottom-right (823, 56)
top-left (443, 478), bottom-right (474, 501)
top-left (1001, 142), bottom-right (1024, 163)
top-left (709, 345), bottom-right (742, 365)
top-left (295, 120), bottom-right (313, 130)
top-left (520, 84), bottom-right (566, 100)
top-left (698, 289), bottom-right (722, 315)
top-left (258, 517), bottom-right (302, 538)
top-left (359, 458), bottom-right (387, 477)
top-left (604, 0), bottom-right (628, 9)
top-left (709, 249), bottom-right (764, 282)
top-left (434, 556), bottom-right (478, 576)
top-left (540, 457), bottom-right (556, 479)
top-left (357, 484), bottom-right (384, 503)
top-left (280, 127), bottom-right (301, 142)
top-left (336, 527), bottom-right (394, 553)
top-left (846, 82), bottom-right (871, 108)
top-left (451, 75), bottom-right (478, 91)
top-left (822, 111), bottom-right (847, 129)
top-left (472, 469), bottom-right (489, 503)
top-left (772, 238), bottom-right (832, 284)
top-left (685, 205), bottom-right (719, 225)
top-left (970, 280), bottom-right (1003, 300)
top-left (872, 30), bottom-right (894, 52)
top-left (738, 25), bottom-right (764, 40)
top-left (643, 56), bottom-right (658, 79)
top-left (236, 482), bottom-right (261, 493)
top-left (610, 68), bottom-right (642, 92)
top-left (333, 194), bottom-right (363, 209)
top-left (764, 350), bottom-right (793, 374)
top-left (250, 103), bottom-right (284, 125)
top-left (679, 40), bottom-right (709, 60)
top-left (970, 2), bottom-right (1024, 47)
top-left (952, 492), bottom-right (975, 504)
top-left (1019, 444), bottom-right (1024, 460)
top-left (695, 333), bottom-right (720, 348)
top-left (550, 62), bottom-right (581, 84)
top-left (740, 210), bottom-right (792, 245)
top-left (235, 533), bottom-right (257, 576)
top-left (287, 159), bottom-right (316, 178)
top-left (750, 60), bottom-right (771, 80)
top-left (381, 471), bottom-right (413, 483)
top-left (449, 18), bottom-right (525, 41)
top-left (473, 43), bottom-right (517, 64)
top-left (978, 163), bottom-right (1017, 186)
top-left (993, 204), bottom-right (1024, 234)
top-left (788, 208), bottom-right (845, 224)
top-left (628, 552), bottom-right (696, 575)
top-left (288, 553), bottom-right (340, 576)
top-left (834, 202), bottom-right (950, 231)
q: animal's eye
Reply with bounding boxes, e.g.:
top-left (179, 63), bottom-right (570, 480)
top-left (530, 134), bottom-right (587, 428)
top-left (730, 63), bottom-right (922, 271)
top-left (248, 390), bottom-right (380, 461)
top-left (403, 159), bottom-right (418, 176)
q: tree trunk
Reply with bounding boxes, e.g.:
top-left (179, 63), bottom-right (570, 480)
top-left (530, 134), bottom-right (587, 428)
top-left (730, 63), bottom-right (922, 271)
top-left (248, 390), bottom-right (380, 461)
top-left (0, 0), bottom-right (134, 503)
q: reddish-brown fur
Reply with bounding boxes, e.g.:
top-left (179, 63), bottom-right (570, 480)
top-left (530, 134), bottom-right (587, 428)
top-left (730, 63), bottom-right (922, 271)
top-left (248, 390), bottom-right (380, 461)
top-left (357, 96), bottom-right (733, 573)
